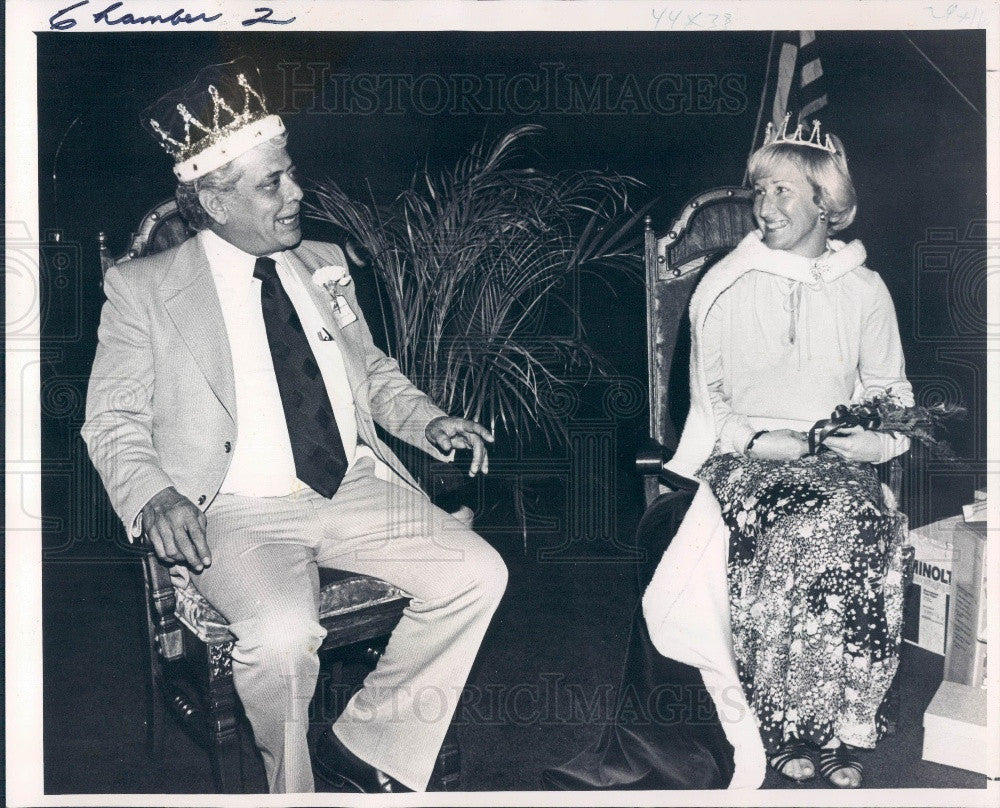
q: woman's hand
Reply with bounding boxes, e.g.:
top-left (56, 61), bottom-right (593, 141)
top-left (822, 425), bottom-right (884, 463)
top-left (747, 429), bottom-right (808, 461)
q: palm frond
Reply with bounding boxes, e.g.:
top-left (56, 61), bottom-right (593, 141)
top-left (303, 126), bottom-right (645, 451)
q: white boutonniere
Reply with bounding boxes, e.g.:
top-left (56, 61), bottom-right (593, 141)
top-left (313, 264), bottom-right (353, 295)
top-left (312, 264), bottom-right (357, 327)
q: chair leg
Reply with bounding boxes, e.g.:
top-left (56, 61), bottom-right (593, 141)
top-left (141, 573), bottom-right (167, 761)
top-left (205, 640), bottom-right (246, 792)
top-left (146, 645), bottom-right (167, 761)
top-left (429, 722), bottom-right (462, 791)
top-left (884, 541), bottom-right (912, 737)
top-left (316, 658), bottom-right (346, 723)
top-left (883, 671), bottom-right (901, 736)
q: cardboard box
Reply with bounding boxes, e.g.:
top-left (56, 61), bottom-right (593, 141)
top-left (904, 517), bottom-right (958, 655)
top-left (944, 520), bottom-right (987, 687)
top-left (962, 490), bottom-right (986, 523)
top-left (923, 679), bottom-right (998, 777)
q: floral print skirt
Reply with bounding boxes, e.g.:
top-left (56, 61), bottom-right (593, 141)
top-left (699, 451), bottom-right (905, 751)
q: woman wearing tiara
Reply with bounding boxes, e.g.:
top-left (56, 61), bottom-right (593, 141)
top-left (544, 119), bottom-right (910, 790)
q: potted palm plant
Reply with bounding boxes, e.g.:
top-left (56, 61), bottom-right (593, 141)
top-left (306, 124), bottom-right (647, 546)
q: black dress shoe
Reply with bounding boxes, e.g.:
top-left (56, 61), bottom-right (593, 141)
top-left (313, 728), bottom-right (413, 793)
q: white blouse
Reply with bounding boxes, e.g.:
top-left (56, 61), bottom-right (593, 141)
top-left (702, 264), bottom-right (912, 463)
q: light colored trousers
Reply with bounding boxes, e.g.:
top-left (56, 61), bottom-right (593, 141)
top-left (191, 456), bottom-right (508, 793)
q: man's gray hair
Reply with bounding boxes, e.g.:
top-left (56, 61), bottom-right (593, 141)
top-left (175, 160), bottom-right (244, 231)
top-left (174, 132), bottom-right (289, 230)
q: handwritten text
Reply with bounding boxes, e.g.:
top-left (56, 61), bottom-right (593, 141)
top-left (652, 7), bottom-right (733, 29)
top-left (48, 0), bottom-right (295, 30)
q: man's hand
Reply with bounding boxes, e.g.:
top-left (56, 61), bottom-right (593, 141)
top-left (142, 486), bottom-right (211, 572)
top-left (747, 429), bottom-right (808, 461)
top-left (425, 416), bottom-right (495, 476)
top-left (822, 426), bottom-right (884, 463)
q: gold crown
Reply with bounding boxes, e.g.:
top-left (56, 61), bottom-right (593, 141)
top-left (764, 113), bottom-right (837, 154)
top-left (148, 72), bottom-right (270, 163)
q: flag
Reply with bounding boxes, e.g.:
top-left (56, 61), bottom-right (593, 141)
top-left (771, 30), bottom-right (828, 128)
top-left (748, 31), bottom-right (829, 157)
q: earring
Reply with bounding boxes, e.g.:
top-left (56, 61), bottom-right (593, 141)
top-left (818, 210), bottom-right (827, 222)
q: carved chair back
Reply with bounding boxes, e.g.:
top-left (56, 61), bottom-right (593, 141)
top-left (644, 186), bottom-right (756, 460)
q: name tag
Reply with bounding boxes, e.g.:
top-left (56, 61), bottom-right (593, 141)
top-left (334, 295), bottom-right (358, 327)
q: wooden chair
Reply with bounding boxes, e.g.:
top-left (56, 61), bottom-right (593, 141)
top-left (98, 199), bottom-right (461, 792)
top-left (635, 187), bottom-right (758, 503)
top-left (635, 186), bottom-right (913, 734)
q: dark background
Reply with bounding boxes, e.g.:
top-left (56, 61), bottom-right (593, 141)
top-left (35, 30), bottom-right (987, 792)
top-left (38, 30), bottom-right (987, 563)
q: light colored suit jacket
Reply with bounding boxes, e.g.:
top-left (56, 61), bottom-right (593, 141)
top-left (83, 235), bottom-right (450, 535)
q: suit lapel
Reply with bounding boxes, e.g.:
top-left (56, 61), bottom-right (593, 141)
top-left (283, 247), bottom-right (382, 447)
top-left (158, 238), bottom-right (383, 453)
top-left (161, 237), bottom-right (237, 419)
top-left (284, 247), bottom-right (368, 393)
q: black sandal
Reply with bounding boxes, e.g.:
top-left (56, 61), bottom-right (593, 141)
top-left (768, 741), bottom-right (816, 783)
top-left (817, 744), bottom-right (863, 788)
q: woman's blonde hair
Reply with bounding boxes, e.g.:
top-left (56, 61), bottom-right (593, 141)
top-left (747, 133), bottom-right (857, 233)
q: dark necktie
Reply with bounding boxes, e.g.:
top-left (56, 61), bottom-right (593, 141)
top-left (254, 256), bottom-right (348, 498)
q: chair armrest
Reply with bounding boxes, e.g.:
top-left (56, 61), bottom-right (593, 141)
top-left (138, 537), bottom-right (175, 592)
top-left (636, 436), bottom-right (699, 493)
top-left (137, 539), bottom-right (187, 661)
top-left (635, 436), bottom-right (667, 476)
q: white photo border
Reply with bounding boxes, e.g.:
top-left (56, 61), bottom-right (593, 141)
top-left (6, 1), bottom-right (999, 805)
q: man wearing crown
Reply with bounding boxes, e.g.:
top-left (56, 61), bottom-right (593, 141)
top-left (82, 59), bottom-right (507, 794)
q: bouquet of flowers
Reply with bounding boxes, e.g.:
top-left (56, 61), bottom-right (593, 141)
top-left (808, 390), bottom-right (965, 459)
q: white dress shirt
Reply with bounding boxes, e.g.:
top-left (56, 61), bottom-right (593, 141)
top-left (202, 229), bottom-right (362, 497)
